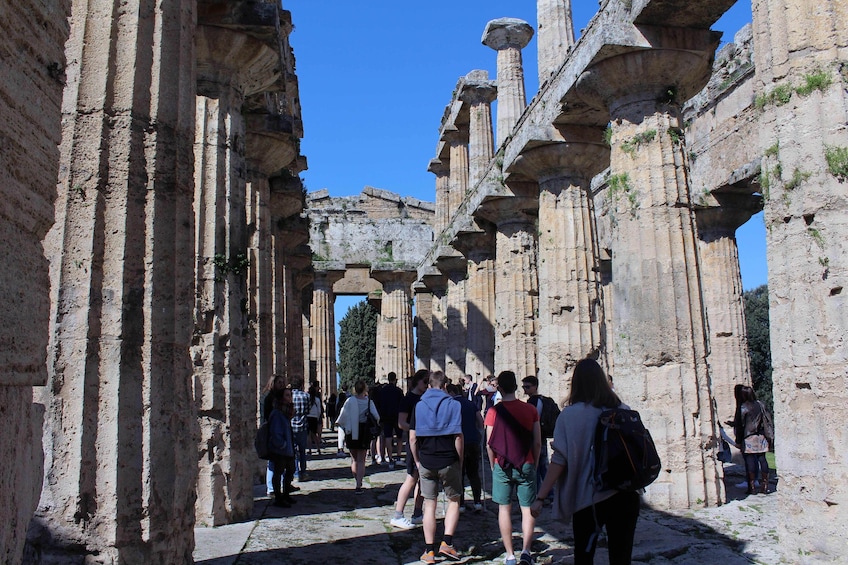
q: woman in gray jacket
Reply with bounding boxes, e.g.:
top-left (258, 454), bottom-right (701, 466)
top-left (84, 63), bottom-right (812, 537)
top-left (531, 359), bottom-right (640, 565)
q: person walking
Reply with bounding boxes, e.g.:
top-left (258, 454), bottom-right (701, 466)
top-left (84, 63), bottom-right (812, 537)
top-left (390, 369), bottom-right (429, 529)
top-left (485, 371), bottom-right (541, 565)
top-left (736, 386), bottom-right (774, 494)
top-left (410, 371), bottom-right (464, 563)
top-left (335, 379), bottom-right (380, 493)
top-left (290, 378), bottom-right (310, 481)
top-left (531, 359), bottom-right (640, 565)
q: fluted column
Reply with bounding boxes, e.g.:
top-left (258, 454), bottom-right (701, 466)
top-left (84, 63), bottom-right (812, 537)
top-left (37, 0), bottom-right (197, 560)
top-left (428, 158), bottom-right (451, 234)
top-left (753, 3), bottom-right (848, 557)
top-left (287, 265), bottom-right (312, 385)
top-left (459, 72), bottom-right (497, 186)
top-left (301, 285), bottom-right (314, 385)
top-left (482, 18), bottom-right (534, 148)
top-left (477, 187), bottom-right (540, 379)
top-left (444, 127), bottom-right (470, 219)
top-left (423, 272), bottom-right (449, 374)
top-left (414, 284), bottom-right (433, 369)
top-left (454, 228), bottom-right (497, 381)
top-left (437, 255), bottom-right (468, 382)
top-left (311, 270), bottom-right (344, 394)
top-left (536, 0), bottom-right (575, 83)
top-left (372, 270), bottom-right (418, 381)
top-left (247, 173), bottom-right (273, 406)
top-left (509, 134), bottom-right (609, 401)
top-left (577, 38), bottom-right (725, 509)
top-left (695, 204), bottom-right (757, 423)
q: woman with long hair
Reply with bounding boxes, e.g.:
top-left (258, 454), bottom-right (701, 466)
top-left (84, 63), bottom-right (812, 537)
top-left (737, 386), bottom-right (773, 494)
top-left (531, 359), bottom-right (640, 565)
top-left (335, 380), bottom-right (380, 493)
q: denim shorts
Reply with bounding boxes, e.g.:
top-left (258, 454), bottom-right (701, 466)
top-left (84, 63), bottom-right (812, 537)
top-left (491, 462), bottom-right (537, 507)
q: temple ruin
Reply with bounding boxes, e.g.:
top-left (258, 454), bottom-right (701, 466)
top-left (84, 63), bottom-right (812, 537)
top-left (0, 0), bottom-right (846, 563)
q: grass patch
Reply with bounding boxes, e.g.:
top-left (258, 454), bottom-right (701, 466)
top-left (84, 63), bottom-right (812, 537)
top-left (785, 168), bottom-right (811, 190)
top-left (825, 145), bottom-right (848, 179)
top-left (796, 69), bottom-right (833, 97)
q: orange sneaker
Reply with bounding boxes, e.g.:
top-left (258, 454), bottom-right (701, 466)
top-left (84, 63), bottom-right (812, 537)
top-left (439, 542), bottom-right (461, 561)
top-left (420, 550), bottom-right (436, 564)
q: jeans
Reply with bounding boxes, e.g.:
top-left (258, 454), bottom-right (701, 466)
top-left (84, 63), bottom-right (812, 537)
top-left (572, 491), bottom-right (640, 565)
top-left (292, 428), bottom-right (308, 476)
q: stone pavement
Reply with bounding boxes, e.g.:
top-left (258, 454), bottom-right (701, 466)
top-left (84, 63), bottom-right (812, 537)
top-left (194, 446), bottom-right (782, 565)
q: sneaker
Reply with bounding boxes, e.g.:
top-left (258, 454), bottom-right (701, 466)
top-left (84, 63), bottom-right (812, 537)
top-left (439, 542), bottom-right (461, 561)
top-left (355, 487), bottom-right (365, 495)
top-left (390, 516), bottom-right (415, 530)
top-left (388, 460), bottom-right (396, 470)
top-left (504, 556), bottom-right (517, 565)
top-left (410, 514), bottom-right (424, 525)
top-left (288, 485), bottom-right (301, 492)
top-left (420, 550), bottom-right (436, 564)
top-left (519, 551), bottom-right (534, 565)
top-left (473, 502), bottom-right (483, 512)
top-left (336, 450), bottom-right (347, 458)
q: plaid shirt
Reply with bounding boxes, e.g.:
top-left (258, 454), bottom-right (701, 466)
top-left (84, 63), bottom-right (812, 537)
top-left (291, 388), bottom-right (310, 432)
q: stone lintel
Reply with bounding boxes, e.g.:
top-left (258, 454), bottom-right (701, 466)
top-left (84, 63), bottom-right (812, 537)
top-left (631, 0), bottom-right (738, 29)
top-left (482, 18), bottom-right (534, 51)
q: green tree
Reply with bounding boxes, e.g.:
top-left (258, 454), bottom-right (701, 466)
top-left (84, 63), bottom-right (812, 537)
top-left (743, 284), bottom-right (773, 413)
top-left (337, 299), bottom-right (378, 390)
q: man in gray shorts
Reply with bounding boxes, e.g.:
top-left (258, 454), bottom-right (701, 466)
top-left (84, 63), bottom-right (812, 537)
top-left (409, 371), bottom-right (464, 563)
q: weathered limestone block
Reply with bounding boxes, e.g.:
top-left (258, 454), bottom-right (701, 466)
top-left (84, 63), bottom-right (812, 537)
top-left (414, 284), bottom-right (433, 369)
top-left (35, 0), bottom-right (198, 561)
top-left (753, 1), bottom-right (848, 560)
top-left (372, 270), bottom-right (418, 381)
top-left (0, 0), bottom-right (69, 561)
top-left (422, 271), bottom-right (449, 374)
top-left (436, 253), bottom-right (469, 382)
top-left (311, 268), bottom-right (345, 394)
top-left (536, 0), bottom-right (575, 84)
top-left (454, 227), bottom-right (497, 381)
top-left (482, 18), bottom-right (534, 148)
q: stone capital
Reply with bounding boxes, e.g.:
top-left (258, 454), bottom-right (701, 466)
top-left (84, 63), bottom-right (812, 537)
top-left (421, 270), bottom-right (448, 293)
top-left (370, 269), bottom-right (418, 289)
top-left (482, 18), bottom-right (534, 51)
top-left (459, 77), bottom-right (498, 106)
top-left (428, 158), bottom-right (450, 176)
top-left (695, 194), bottom-right (762, 237)
top-left (435, 250), bottom-right (467, 277)
top-left (312, 265), bottom-right (345, 290)
top-left (441, 125), bottom-right (469, 145)
top-left (453, 230), bottom-right (495, 260)
top-left (196, 25), bottom-right (282, 98)
top-left (507, 134), bottom-right (610, 185)
top-left (475, 193), bottom-right (538, 227)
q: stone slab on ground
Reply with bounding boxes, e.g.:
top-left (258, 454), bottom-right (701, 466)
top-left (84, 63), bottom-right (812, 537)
top-left (195, 448), bottom-right (781, 564)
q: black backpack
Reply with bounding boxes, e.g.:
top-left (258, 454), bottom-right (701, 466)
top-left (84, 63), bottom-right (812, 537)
top-left (536, 396), bottom-right (561, 439)
top-left (593, 408), bottom-right (661, 491)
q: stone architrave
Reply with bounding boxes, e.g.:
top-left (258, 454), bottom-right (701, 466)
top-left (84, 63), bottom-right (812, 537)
top-left (0, 1), bottom-right (70, 561)
top-left (443, 126), bottom-right (470, 220)
top-left (459, 72), bottom-right (497, 187)
top-left (476, 186), bottom-right (540, 379)
top-left (482, 18), bottom-right (534, 148)
top-left (35, 0), bottom-right (198, 561)
top-left (437, 253), bottom-right (469, 382)
top-left (428, 158), bottom-right (450, 234)
top-left (695, 203), bottom-right (757, 423)
top-left (422, 271), bottom-right (449, 374)
top-left (576, 37), bottom-right (725, 509)
top-left (752, 2), bottom-right (848, 559)
top-left (414, 284), bottom-right (433, 369)
top-left (311, 268), bottom-right (345, 394)
top-left (372, 270), bottom-right (418, 381)
top-left (508, 132), bottom-right (609, 402)
top-left (453, 227), bottom-right (497, 382)
top-left (536, 0), bottom-right (576, 84)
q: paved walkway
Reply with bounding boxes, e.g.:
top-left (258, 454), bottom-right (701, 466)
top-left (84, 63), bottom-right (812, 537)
top-left (194, 444), bottom-right (781, 565)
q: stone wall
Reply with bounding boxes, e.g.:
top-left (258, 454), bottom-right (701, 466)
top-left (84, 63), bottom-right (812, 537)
top-left (0, 1), bottom-right (70, 562)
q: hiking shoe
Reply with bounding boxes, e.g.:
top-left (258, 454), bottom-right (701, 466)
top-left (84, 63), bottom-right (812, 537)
top-left (519, 551), bottom-right (534, 564)
top-left (504, 556), bottom-right (517, 565)
top-left (390, 516), bottom-right (415, 530)
top-left (420, 550), bottom-right (436, 564)
top-left (410, 514), bottom-right (424, 525)
top-left (439, 542), bottom-right (461, 561)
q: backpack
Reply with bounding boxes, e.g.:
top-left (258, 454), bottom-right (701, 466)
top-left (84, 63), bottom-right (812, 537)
top-left (593, 408), bottom-right (661, 492)
top-left (536, 396), bottom-right (561, 438)
top-left (254, 421), bottom-right (270, 460)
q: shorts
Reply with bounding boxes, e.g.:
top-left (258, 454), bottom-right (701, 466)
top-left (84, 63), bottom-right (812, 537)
top-left (406, 447), bottom-right (419, 477)
top-left (491, 462), bottom-right (537, 507)
top-left (382, 421), bottom-right (402, 438)
top-left (307, 417), bottom-right (320, 434)
top-left (419, 460), bottom-right (463, 501)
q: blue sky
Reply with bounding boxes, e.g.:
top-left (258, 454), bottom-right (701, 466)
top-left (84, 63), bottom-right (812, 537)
top-left (283, 1), bottom-right (765, 324)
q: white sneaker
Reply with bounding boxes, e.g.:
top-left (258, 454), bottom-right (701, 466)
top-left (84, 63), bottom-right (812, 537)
top-left (410, 514), bottom-right (424, 525)
top-left (390, 516), bottom-right (415, 530)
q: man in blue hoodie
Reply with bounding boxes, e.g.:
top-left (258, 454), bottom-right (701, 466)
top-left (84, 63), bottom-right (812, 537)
top-left (409, 371), bottom-right (464, 564)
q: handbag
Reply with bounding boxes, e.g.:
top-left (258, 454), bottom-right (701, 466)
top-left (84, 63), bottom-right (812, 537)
top-left (365, 401), bottom-right (381, 437)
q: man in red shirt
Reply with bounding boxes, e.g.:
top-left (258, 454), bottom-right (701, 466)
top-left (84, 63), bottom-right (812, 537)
top-left (485, 371), bottom-right (541, 565)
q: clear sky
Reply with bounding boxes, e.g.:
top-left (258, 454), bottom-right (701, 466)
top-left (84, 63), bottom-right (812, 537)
top-left (283, 1), bottom-right (765, 327)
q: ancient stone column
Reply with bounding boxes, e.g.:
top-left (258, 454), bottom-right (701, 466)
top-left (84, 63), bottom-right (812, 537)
top-left (301, 285), bottom-right (314, 384)
top-left (286, 262), bottom-right (313, 385)
top-left (752, 2), bottom-right (848, 559)
top-left (35, 0), bottom-right (198, 560)
top-left (454, 227), bottom-right (497, 382)
top-left (444, 126), bottom-right (470, 219)
top-left (482, 18), bottom-right (534, 148)
top-left (372, 270), bottom-right (418, 381)
top-left (414, 284), bottom-right (433, 370)
top-left (247, 174), bottom-right (274, 395)
top-left (576, 36), bottom-right (725, 509)
top-left (428, 158), bottom-right (451, 234)
top-left (695, 203), bottom-right (757, 424)
top-left (311, 269), bottom-right (344, 394)
top-left (437, 253), bottom-right (469, 382)
top-left (509, 133), bottom-right (609, 402)
top-left (0, 2), bottom-right (69, 561)
top-left (536, 0), bottom-right (575, 84)
top-left (476, 185), bottom-right (540, 379)
top-left (459, 72), bottom-right (497, 187)
top-left (423, 271), bottom-right (449, 374)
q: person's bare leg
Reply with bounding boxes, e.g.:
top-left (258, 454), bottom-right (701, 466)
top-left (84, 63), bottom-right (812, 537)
top-left (520, 506), bottom-right (536, 555)
top-left (423, 498), bottom-right (437, 544)
top-left (395, 474), bottom-right (417, 513)
top-left (499, 504), bottom-right (514, 557)
top-left (350, 449), bottom-right (360, 487)
top-left (443, 497), bottom-right (461, 536)
top-left (355, 450), bottom-right (367, 488)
